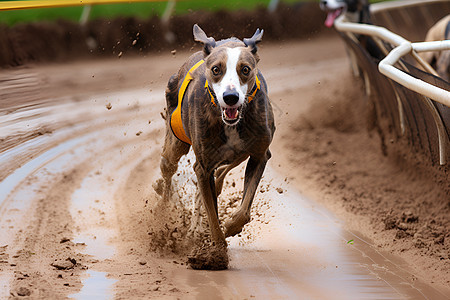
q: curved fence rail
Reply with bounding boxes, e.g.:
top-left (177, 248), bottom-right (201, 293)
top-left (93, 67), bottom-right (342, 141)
top-left (334, 0), bottom-right (449, 167)
top-left (335, 14), bottom-right (450, 105)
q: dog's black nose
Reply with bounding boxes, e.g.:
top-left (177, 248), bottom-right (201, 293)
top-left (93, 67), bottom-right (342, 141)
top-left (223, 91), bottom-right (239, 106)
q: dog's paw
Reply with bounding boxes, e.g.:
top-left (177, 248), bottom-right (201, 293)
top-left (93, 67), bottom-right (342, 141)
top-left (224, 212), bottom-right (250, 238)
top-left (187, 242), bottom-right (228, 270)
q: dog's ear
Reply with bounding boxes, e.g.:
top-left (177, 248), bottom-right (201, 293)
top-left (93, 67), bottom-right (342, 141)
top-left (244, 28), bottom-right (264, 54)
top-left (193, 24), bottom-right (216, 56)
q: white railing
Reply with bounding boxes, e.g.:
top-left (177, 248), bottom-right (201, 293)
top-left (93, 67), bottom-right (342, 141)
top-left (379, 40), bottom-right (450, 107)
top-left (334, 14), bottom-right (450, 106)
top-left (333, 0), bottom-right (450, 165)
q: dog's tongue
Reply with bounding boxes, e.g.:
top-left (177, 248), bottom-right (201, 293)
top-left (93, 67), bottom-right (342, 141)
top-left (225, 108), bottom-right (238, 119)
top-left (325, 9), bottom-right (341, 28)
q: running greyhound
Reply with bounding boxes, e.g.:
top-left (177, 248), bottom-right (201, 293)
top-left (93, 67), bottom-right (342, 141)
top-left (158, 24), bottom-right (275, 269)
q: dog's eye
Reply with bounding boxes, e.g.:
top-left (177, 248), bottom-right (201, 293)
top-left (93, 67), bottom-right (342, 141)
top-left (241, 66), bottom-right (251, 76)
top-left (211, 66), bottom-right (221, 76)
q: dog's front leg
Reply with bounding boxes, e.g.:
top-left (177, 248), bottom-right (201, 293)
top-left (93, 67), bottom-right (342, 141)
top-left (193, 161), bottom-right (226, 246)
top-left (188, 161), bottom-right (228, 270)
top-left (224, 150), bottom-right (271, 237)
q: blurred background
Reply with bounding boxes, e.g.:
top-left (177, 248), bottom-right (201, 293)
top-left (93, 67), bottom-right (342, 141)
top-left (0, 0), bottom-right (333, 66)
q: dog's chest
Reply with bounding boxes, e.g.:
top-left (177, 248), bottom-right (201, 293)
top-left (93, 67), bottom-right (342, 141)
top-left (221, 127), bottom-right (245, 157)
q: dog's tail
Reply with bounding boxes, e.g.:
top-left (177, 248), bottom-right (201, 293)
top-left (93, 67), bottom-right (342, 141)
top-left (165, 73), bottom-right (179, 113)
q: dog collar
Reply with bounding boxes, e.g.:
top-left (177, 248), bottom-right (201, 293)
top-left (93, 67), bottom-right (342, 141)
top-left (204, 80), bottom-right (218, 106)
top-left (247, 75), bottom-right (261, 102)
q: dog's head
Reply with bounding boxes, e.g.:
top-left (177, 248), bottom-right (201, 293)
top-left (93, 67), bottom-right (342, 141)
top-left (193, 24), bottom-right (263, 126)
top-left (320, 0), bottom-right (368, 27)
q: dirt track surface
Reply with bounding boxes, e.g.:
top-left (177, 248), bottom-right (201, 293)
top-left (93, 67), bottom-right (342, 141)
top-left (1, 34), bottom-right (449, 299)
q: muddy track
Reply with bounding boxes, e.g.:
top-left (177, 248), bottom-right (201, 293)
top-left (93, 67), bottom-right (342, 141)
top-left (0, 35), bottom-right (449, 299)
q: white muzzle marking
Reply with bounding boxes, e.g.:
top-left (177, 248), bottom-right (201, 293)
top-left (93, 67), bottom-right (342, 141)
top-left (212, 47), bottom-right (248, 126)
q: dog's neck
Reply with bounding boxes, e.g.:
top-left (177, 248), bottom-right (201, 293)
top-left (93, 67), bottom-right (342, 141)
top-left (338, 0), bottom-right (371, 24)
top-left (350, 0), bottom-right (370, 24)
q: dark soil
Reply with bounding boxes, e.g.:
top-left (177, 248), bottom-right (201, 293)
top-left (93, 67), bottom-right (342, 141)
top-left (0, 2), bottom-right (328, 67)
top-left (188, 242), bottom-right (229, 270)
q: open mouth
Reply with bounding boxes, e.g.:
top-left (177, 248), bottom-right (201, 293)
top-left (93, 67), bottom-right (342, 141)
top-left (325, 8), bottom-right (343, 28)
top-left (221, 107), bottom-right (241, 125)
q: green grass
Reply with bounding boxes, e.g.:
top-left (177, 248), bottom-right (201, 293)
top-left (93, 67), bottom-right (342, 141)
top-left (0, 0), bottom-right (388, 26)
top-left (0, 0), bottom-right (300, 26)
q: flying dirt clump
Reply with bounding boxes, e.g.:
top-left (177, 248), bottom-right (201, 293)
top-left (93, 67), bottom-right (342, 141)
top-left (149, 175), bottom-right (223, 269)
top-left (145, 193), bottom-right (193, 256)
top-left (148, 153), bottom-right (239, 269)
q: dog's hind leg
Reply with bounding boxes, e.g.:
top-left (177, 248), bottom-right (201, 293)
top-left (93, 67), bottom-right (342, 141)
top-left (214, 155), bottom-right (248, 196)
top-left (156, 73), bottom-right (190, 200)
top-left (187, 187), bottom-right (203, 236)
top-left (224, 150), bottom-right (271, 237)
top-left (159, 129), bottom-right (190, 201)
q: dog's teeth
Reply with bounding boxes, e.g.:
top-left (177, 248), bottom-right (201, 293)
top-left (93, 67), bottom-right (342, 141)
top-left (224, 108), bottom-right (238, 120)
top-left (221, 107), bottom-right (240, 124)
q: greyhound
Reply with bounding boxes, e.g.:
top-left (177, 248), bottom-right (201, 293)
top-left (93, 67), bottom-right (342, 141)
top-left (158, 24), bottom-right (275, 269)
top-left (319, 0), bottom-right (371, 28)
top-left (320, 0), bottom-right (383, 59)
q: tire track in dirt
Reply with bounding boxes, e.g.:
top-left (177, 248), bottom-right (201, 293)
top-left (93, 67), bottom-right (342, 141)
top-left (0, 88), bottom-right (172, 298)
